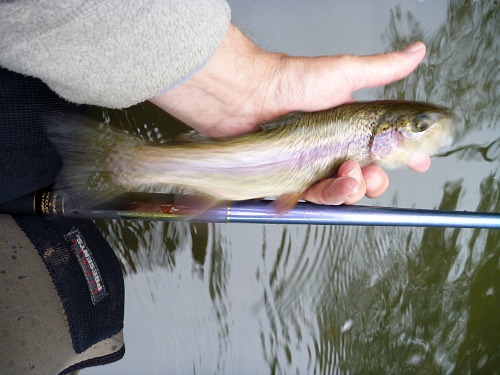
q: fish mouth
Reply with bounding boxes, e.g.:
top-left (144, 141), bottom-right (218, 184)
top-left (433, 114), bottom-right (459, 151)
top-left (385, 113), bottom-right (457, 168)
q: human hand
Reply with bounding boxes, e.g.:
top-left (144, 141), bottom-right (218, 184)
top-left (150, 24), bottom-right (429, 205)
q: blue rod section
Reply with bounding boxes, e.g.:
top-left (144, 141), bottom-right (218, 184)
top-left (220, 200), bottom-right (500, 229)
top-left (1, 189), bottom-right (499, 229)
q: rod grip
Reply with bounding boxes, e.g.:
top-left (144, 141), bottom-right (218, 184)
top-left (0, 191), bottom-right (37, 215)
top-left (0, 188), bottom-right (67, 216)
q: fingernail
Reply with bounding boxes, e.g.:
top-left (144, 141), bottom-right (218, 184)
top-left (401, 42), bottom-right (425, 54)
top-left (365, 172), bottom-right (382, 191)
top-left (335, 176), bottom-right (359, 195)
top-left (346, 165), bottom-right (363, 182)
top-left (346, 179), bottom-right (360, 196)
top-left (328, 177), bottom-right (359, 204)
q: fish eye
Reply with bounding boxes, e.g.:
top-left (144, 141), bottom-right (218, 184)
top-left (412, 114), bottom-right (434, 132)
top-left (414, 121), bottom-right (430, 132)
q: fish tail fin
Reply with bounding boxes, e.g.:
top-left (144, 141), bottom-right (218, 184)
top-left (44, 114), bottom-right (141, 209)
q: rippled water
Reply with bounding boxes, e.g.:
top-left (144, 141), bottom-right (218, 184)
top-left (86, 1), bottom-right (499, 374)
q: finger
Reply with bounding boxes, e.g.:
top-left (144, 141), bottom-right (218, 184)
top-left (337, 161), bottom-right (367, 205)
top-left (339, 42), bottom-right (427, 92)
top-left (361, 164), bottom-right (389, 199)
top-left (302, 176), bottom-right (360, 205)
top-left (285, 42), bottom-right (426, 113)
top-left (403, 151), bottom-right (431, 172)
top-left (302, 161), bottom-right (367, 205)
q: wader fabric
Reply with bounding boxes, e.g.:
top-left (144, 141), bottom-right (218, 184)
top-left (0, 67), bottom-right (125, 374)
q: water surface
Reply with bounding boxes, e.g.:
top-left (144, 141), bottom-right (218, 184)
top-left (86, 1), bottom-right (499, 374)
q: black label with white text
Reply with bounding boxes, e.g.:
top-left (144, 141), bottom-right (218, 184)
top-left (65, 227), bottom-right (108, 305)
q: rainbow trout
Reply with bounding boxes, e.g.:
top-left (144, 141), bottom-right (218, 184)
top-left (53, 100), bottom-right (456, 212)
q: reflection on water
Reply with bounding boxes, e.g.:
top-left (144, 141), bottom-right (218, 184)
top-left (444, 137), bottom-right (500, 163)
top-left (381, 0), bottom-right (499, 134)
top-left (315, 179), bottom-right (500, 374)
top-left (88, 0), bottom-right (499, 374)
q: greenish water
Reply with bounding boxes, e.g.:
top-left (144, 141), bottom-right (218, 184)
top-left (86, 1), bottom-right (499, 374)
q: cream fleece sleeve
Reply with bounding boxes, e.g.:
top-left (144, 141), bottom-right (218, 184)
top-left (0, 0), bottom-right (231, 108)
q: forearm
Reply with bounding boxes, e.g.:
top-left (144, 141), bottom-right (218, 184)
top-left (0, 0), bottom-right (231, 108)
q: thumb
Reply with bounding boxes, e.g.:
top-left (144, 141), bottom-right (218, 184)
top-left (341, 42), bottom-right (427, 92)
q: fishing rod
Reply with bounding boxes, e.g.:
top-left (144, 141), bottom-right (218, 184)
top-left (0, 187), bottom-right (499, 229)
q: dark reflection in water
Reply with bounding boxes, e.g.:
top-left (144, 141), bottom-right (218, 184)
top-left (308, 1), bottom-right (500, 373)
top-left (87, 0), bottom-right (499, 374)
top-left (443, 137), bottom-right (500, 163)
top-left (314, 181), bottom-right (499, 374)
top-left (381, 0), bottom-right (499, 135)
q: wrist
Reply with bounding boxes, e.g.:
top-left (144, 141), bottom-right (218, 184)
top-left (150, 24), bottom-right (287, 137)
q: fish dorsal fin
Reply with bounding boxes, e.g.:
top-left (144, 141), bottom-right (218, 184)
top-left (175, 130), bottom-right (213, 144)
top-left (259, 112), bottom-right (304, 131)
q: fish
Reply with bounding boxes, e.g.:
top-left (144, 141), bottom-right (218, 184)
top-left (49, 100), bottom-right (456, 214)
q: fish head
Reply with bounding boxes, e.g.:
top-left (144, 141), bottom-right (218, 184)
top-left (371, 103), bottom-right (457, 169)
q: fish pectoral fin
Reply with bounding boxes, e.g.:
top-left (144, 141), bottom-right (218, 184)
top-left (172, 194), bottom-right (222, 221)
top-left (269, 193), bottom-right (302, 217)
